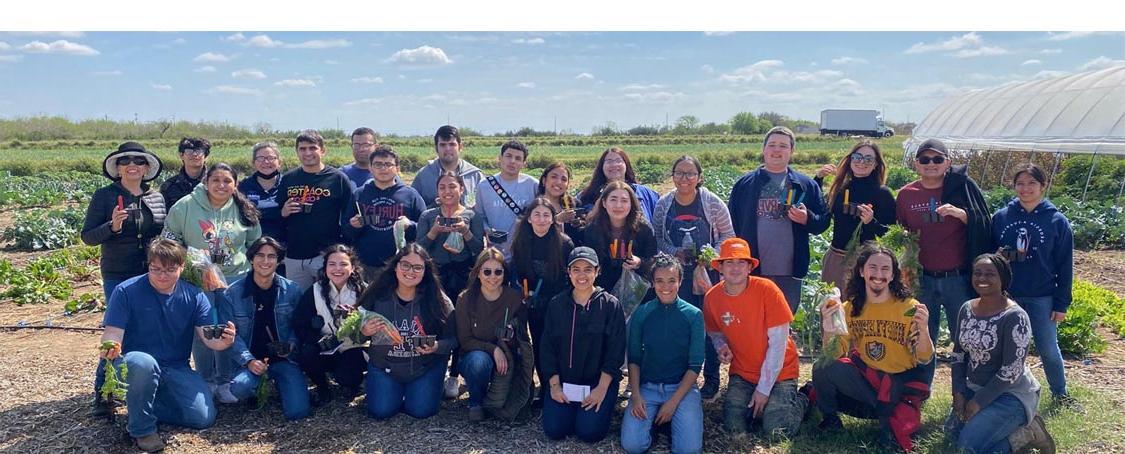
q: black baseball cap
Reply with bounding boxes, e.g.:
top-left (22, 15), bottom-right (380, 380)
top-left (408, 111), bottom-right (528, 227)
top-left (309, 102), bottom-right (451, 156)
top-left (567, 246), bottom-right (599, 268)
top-left (915, 138), bottom-right (948, 158)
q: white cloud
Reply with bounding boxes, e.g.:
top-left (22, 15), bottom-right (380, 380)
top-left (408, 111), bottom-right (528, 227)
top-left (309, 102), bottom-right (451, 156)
top-left (517, 82), bottom-right (536, 88)
top-left (172, 38), bottom-right (187, 45)
top-left (351, 76), bottom-right (384, 84)
top-left (620, 83), bottom-right (666, 91)
top-left (223, 33), bottom-right (246, 42)
top-left (1046, 31), bottom-right (1095, 41)
top-left (1040, 49), bottom-right (1062, 54)
top-left (194, 65), bottom-right (217, 73)
top-left (1021, 59), bottom-right (1042, 66)
top-left (8, 31), bottom-right (84, 38)
top-left (92, 70), bottom-right (122, 76)
top-left (208, 85), bottom-right (263, 96)
top-left (904, 32), bottom-right (982, 54)
top-left (20, 40), bottom-right (99, 56)
top-left (831, 56), bottom-right (868, 65)
top-left (512, 37), bottom-right (545, 45)
top-left (275, 79), bottom-right (316, 87)
top-left (231, 68), bottom-right (267, 80)
top-left (194, 52), bottom-right (231, 63)
top-left (621, 91), bottom-right (686, 103)
top-left (287, 39), bottom-right (351, 49)
top-left (245, 34), bottom-right (283, 48)
top-left (703, 31), bottom-right (735, 36)
top-left (387, 45), bottom-right (453, 65)
top-left (0, 55), bottom-right (22, 63)
top-left (151, 83), bottom-right (172, 91)
top-left (700, 64), bottom-right (714, 73)
top-left (952, 46), bottom-right (1008, 58)
top-left (575, 72), bottom-right (595, 80)
top-left (1080, 56), bottom-right (1125, 71)
top-left (0, 42), bottom-right (9, 51)
top-left (718, 59), bottom-right (784, 83)
top-left (343, 97), bottom-right (381, 107)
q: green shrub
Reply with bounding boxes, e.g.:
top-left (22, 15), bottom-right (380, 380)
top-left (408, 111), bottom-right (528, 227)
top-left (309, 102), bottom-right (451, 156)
top-left (1057, 292), bottom-right (1108, 355)
top-left (0, 207), bottom-right (84, 250)
top-left (1071, 280), bottom-right (1125, 337)
top-left (886, 165), bottom-right (915, 190)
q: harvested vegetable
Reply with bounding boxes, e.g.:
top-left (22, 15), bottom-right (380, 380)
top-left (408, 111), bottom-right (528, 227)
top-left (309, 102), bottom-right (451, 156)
top-left (98, 341), bottom-right (129, 401)
top-left (255, 369), bottom-right (270, 410)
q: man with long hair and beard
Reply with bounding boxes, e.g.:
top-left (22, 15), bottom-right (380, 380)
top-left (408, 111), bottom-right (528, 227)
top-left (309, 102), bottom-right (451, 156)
top-left (809, 242), bottom-right (934, 452)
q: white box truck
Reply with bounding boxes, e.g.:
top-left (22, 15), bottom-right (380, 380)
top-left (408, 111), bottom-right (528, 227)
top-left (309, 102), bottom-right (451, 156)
top-left (819, 109), bottom-right (895, 137)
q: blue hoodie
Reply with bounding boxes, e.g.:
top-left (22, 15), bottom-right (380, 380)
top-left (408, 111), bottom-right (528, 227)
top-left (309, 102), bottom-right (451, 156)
top-left (342, 181), bottom-right (426, 269)
top-left (991, 198), bottom-right (1074, 312)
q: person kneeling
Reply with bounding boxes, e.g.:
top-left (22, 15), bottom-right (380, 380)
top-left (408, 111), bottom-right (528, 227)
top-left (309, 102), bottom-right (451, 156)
top-left (97, 238), bottom-right (235, 453)
top-left (539, 247), bottom-right (626, 443)
top-left (220, 237), bottom-right (311, 420)
top-left (811, 243), bottom-right (934, 451)
top-left (359, 244), bottom-right (457, 420)
top-left (704, 238), bottom-right (807, 438)
top-left (947, 253), bottom-right (1055, 454)
top-left (620, 254), bottom-right (704, 454)
top-left (455, 248), bottom-right (534, 422)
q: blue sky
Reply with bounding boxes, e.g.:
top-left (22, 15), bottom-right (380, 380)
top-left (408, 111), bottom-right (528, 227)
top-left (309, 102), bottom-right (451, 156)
top-left (0, 31), bottom-right (1122, 135)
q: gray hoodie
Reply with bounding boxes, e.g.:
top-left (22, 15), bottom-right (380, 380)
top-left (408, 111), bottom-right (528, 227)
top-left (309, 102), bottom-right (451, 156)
top-left (410, 158), bottom-right (483, 208)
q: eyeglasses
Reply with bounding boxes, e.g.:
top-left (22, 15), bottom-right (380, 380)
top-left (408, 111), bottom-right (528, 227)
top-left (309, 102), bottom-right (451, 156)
top-left (352, 142), bottom-right (376, 149)
top-left (397, 262), bottom-right (425, 273)
top-left (917, 155), bottom-right (946, 165)
top-left (370, 161), bottom-right (397, 169)
top-left (254, 155), bottom-right (280, 162)
top-left (116, 156), bottom-right (149, 166)
top-left (253, 253), bottom-right (279, 261)
top-left (480, 268), bottom-right (504, 277)
top-left (148, 265), bottom-right (182, 275)
top-left (851, 154), bottom-right (877, 164)
top-left (182, 148), bottom-right (206, 156)
top-left (603, 158), bottom-right (625, 165)
top-left (672, 171), bottom-right (699, 179)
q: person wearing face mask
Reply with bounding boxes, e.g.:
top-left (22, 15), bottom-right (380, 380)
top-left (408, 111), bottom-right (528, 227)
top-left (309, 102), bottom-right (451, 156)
top-left (455, 248), bottom-right (533, 422)
top-left (896, 138), bottom-right (991, 384)
top-left (810, 243), bottom-right (933, 452)
top-left (161, 137), bottom-right (210, 206)
top-left (162, 163), bottom-right (262, 404)
top-left (576, 147), bottom-right (660, 223)
top-left (583, 181), bottom-right (658, 299)
top-left (814, 140), bottom-right (897, 291)
top-left (990, 163), bottom-right (1078, 412)
top-left (292, 245), bottom-right (369, 406)
top-left (509, 197), bottom-right (575, 404)
top-left (359, 244), bottom-right (458, 420)
top-left (239, 141), bottom-right (287, 254)
top-left (948, 253), bottom-right (1055, 454)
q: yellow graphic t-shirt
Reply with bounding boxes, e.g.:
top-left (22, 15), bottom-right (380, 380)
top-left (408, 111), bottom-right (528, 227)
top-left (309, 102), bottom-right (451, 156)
top-left (835, 297), bottom-right (933, 374)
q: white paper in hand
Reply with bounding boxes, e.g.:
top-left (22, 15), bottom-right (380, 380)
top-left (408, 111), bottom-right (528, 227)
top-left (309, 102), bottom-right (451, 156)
top-left (562, 383), bottom-right (590, 402)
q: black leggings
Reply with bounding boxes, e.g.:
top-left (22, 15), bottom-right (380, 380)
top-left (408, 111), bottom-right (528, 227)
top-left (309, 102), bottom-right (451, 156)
top-left (297, 346), bottom-right (366, 390)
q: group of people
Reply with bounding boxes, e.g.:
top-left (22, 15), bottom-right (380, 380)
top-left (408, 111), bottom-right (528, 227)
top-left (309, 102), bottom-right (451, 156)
top-left (81, 124), bottom-right (1073, 453)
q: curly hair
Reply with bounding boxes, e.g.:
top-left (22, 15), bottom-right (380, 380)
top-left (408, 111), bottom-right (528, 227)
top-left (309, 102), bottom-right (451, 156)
top-left (844, 242), bottom-right (911, 317)
top-left (315, 244), bottom-right (367, 304)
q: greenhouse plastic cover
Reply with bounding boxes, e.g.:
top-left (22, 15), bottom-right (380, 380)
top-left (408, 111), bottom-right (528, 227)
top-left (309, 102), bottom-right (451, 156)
top-left (904, 65), bottom-right (1125, 157)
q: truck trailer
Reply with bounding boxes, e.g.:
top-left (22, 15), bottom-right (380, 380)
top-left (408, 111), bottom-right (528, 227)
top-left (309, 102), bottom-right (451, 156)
top-left (819, 109), bottom-right (895, 137)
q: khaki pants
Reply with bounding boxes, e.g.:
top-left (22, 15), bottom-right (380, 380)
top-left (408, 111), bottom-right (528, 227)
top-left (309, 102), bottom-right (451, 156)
top-left (820, 247), bottom-right (848, 292)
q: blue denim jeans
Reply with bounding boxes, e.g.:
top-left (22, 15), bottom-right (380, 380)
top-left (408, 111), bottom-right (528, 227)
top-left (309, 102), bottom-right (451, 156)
top-left (102, 278), bottom-right (126, 301)
top-left (918, 273), bottom-right (974, 346)
top-left (620, 382), bottom-right (703, 454)
top-left (723, 375), bottom-right (806, 437)
top-left (460, 350), bottom-right (495, 408)
top-left (951, 390), bottom-right (1027, 454)
top-left (764, 275), bottom-right (803, 315)
top-left (192, 291), bottom-right (233, 385)
top-left (230, 360), bottom-right (311, 420)
top-left (118, 351), bottom-right (216, 438)
top-left (1015, 296), bottom-right (1068, 397)
top-left (542, 380), bottom-right (620, 443)
top-left (364, 361), bottom-right (446, 420)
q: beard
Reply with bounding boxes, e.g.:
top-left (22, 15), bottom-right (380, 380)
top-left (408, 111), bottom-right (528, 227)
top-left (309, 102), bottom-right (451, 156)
top-left (867, 285), bottom-right (886, 297)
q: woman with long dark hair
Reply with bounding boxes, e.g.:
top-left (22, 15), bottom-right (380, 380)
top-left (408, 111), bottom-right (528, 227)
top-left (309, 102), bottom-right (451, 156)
top-left (509, 197), bottom-right (575, 402)
top-left (162, 162), bottom-right (262, 403)
top-left (810, 243), bottom-right (933, 452)
top-left (947, 253), bottom-right (1055, 454)
top-left (582, 181), bottom-right (657, 303)
top-left (990, 163), bottom-right (1078, 410)
top-left (359, 243), bottom-right (457, 420)
top-left (576, 147), bottom-right (660, 223)
top-left (818, 140), bottom-right (896, 291)
top-left (292, 244), bottom-right (368, 405)
top-left (537, 162), bottom-right (584, 239)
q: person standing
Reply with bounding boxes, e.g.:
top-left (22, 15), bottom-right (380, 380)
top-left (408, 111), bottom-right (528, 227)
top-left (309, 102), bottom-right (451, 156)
top-left (278, 130), bottom-right (356, 290)
top-left (473, 140), bottom-right (538, 260)
top-left (340, 127), bottom-right (378, 188)
top-left (576, 147), bottom-right (660, 223)
top-left (411, 125), bottom-right (483, 207)
top-left (342, 145), bottom-right (426, 281)
top-left (728, 126), bottom-right (830, 314)
top-left (239, 141), bottom-right (286, 249)
top-left (161, 137), bottom-right (210, 206)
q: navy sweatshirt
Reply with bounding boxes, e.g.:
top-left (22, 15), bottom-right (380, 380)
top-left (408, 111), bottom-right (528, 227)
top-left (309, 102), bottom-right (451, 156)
top-left (991, 198), bottom-right (1074, 312)
top-left (342, 181), bottom-right (426, 269)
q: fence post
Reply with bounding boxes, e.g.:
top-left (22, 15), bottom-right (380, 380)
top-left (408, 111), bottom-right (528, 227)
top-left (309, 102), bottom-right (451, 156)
top-left (1046, 151), bottom-right (1063, 198)
top-left (1116, 174), bottom-right (1125, 209)
top-left (998, 148), bottom-right (1013, 189)
top-left (980, 148), bottom-right (993, 187)
top-left (1081, 149), bottom-right (1101, 203)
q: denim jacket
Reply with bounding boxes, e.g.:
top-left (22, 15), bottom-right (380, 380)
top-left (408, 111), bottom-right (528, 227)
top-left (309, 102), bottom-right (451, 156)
top-left (219, 274), bottom-right (302, 367)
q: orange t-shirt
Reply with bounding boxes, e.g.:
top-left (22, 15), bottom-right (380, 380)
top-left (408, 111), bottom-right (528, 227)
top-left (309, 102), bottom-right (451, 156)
top-left (703, 276), bottom-right (800, 384)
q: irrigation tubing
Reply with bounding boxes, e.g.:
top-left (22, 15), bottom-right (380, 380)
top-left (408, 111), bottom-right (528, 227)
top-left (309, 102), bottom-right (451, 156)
top-left (0, 324), bottom-right (103, 333)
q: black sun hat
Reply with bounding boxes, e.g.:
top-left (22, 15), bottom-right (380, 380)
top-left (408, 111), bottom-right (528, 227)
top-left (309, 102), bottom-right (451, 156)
top-left (102, 141), bottom-right (163, 182)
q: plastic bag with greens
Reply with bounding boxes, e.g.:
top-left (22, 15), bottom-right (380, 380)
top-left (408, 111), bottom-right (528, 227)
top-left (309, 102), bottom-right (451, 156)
top-left (337, 307), bottom-right (403, 346)
top-left (612, 268), bottom-right (650, 318)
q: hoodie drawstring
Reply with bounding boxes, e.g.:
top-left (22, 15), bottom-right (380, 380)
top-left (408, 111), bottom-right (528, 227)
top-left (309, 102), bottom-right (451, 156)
top-left (568, 302), bottom-right (577, 369)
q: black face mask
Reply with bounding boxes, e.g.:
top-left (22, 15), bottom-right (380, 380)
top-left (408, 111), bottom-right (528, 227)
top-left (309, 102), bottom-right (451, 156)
top-left (255, 170), bottom-right (280, 179)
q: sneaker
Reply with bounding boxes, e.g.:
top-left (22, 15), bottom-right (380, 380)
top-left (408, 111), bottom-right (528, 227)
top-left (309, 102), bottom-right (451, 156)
top-left (818, 413), bottom-right (843, 431)
top-left (700, 380), bottom-right (720, 401)
top-left (339, 385), bottom-right (359, 403)
top-left (1052, 393), bottom-right (1085, 414)
top-left (89, 393), bottom-right (111, 417)
top-left (468, 406), bottom-right (484, 422)
top-left (134, 433), bottom-right (165, 453)
top-left (314, 386), bottom-right (334, 406)
top-left (215, 383), bottom-right (238, 404)
top-left (1010, 415), bottom-right (1056, 454)
top-left (444, 376), bottom-right (462, 399)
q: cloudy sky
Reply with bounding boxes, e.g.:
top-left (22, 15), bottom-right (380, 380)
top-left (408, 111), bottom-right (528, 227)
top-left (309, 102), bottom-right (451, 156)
top-left (0, 31), bottom-right (1122, 135)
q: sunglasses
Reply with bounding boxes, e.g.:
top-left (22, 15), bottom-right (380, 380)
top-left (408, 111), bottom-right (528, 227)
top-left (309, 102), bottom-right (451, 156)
top-left (917, 155), bottom-right (946, 165)
top-left (116, 156), bottom-right (149, 166)
top-left (480, 267), bottom-right (504, 277)
top-left (850, 154), bottom-right (877, 164)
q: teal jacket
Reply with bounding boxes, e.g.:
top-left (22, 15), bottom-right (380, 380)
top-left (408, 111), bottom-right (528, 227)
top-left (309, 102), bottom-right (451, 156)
top-left (627, 297), bottom-right (704, 384)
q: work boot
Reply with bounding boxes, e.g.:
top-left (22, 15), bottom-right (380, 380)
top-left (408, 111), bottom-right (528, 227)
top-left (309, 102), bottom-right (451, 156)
top-left (1010, 415), bottom-right (1056, 454)
top-left (700, 380), bottom-right (720, 401)
top-left (818, 413), bottom-right (843, 431)
top-left (134, 433), bottom-right (165, 453)
top-left (89, 393), bottom-right (112, 417)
